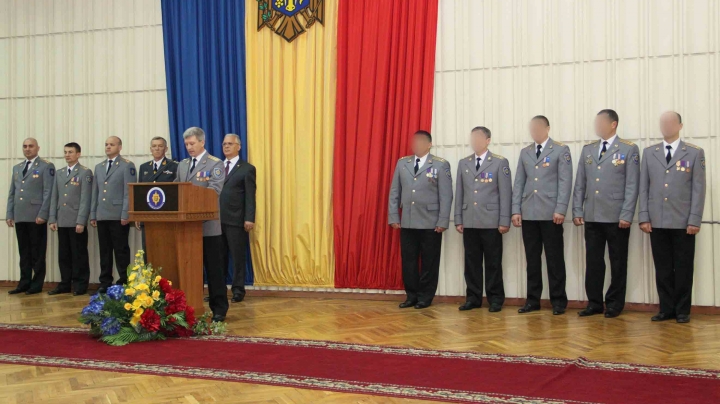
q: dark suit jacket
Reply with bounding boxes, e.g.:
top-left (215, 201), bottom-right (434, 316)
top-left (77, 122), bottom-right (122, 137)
top-left (219, 159), bottom-right (256, 226)
top-left (139, 157), bottom-right (178, 183)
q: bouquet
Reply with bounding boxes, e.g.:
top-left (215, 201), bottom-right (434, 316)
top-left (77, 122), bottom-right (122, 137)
top-left (79, 250), bottom-right (225, 346)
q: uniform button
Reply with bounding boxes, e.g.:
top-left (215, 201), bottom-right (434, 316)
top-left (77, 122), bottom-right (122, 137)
top-left (664, 184), bottom-right (668, 187)
top-left (63, 203), bottom-right (66, 206)
top-left (474, 190), bottom-right (478, 194)
top-left (597, 166), bottom-right (601, 170)
top-left (65, 185), bottom-right (68, 187)
top-left (474, 202), bottom-right (478, 205)
top-left (412, 190), bottom-right (415, 193)
top-left (21, 181), bottom-right (24, 184)
top-left (64, 194), bottom-right (67, 197)
top-left (595, 190), bottom-right (599, 194)
top-left (534, 178), bottom-right (538, 181)
top-left (664, 198), bottom-right (668, 201)
top-left (104, 182), bottom-right (108, 185)
top-left (103, 190), bottom-right (107, 193)
top-left (19, 197), bottom-right (23, 201)
top-left (595, 178), bottom-right (599, 182)
top-left (534, 190), bottom-right (538, 193)
top-left (411, 201), bottom-right (415, 205)
top-left (475, 179), bottom-right (478, 182)
top-left (666, 170), bottom-right (669, 174)
top-left (535, 166), bottom-right (538, 169)
top-left (413, 178), bottom-right (417, 181)
top-left (102, 198), bottom-right (106, 201)
top-left (20, 189), bottom-right (23, 192)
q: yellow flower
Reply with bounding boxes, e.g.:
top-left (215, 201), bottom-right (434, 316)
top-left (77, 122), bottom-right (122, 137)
top-left (133, 265), bottom-right (140, 271)
top-left (130, 316), bottom-right (139, 326)
top-left (125, 288), bottom-right (135, 296)
top-left (124, 303), bottom-right (132, 311)
top-left (134, 308), bottom-right (144, 317)
top-left (168, 280), bottom-right (172, 286)
top-left (128, 273), bottom-right (137, 281)
top-left (152, 290), bottom-right (160, 300)
top-left (132, 299), bottom-right (143, 310)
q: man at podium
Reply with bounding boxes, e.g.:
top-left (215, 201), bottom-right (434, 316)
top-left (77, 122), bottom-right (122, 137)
top-left (174, 127), bottom-right (228, 322)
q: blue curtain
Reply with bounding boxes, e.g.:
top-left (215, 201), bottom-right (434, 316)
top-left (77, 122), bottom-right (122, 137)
top-left (161, 0), bottom-right (253, 285)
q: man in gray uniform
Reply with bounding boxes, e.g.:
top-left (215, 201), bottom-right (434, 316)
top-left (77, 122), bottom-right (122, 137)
top-left (174, 127), bottom-right (228, 322)
top-left (639, 111), bottom-right (706, 324)
top-left (90, 136), bottom-right (136, 293)
top-left (455, 126), bottom-right (511, 312)
top-left (6, 138), bottom-right (55, 295)
top-left (48, 142), bottom-right (93, 296)
top-left (573, 109), bottom-right (640, 318)
top-left (388, 130), bottom-right (453, 309)
top-left (511, 116), bottom-right (572, 315)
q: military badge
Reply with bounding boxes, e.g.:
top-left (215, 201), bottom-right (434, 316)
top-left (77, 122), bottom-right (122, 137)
top-left (542, 157), bottom-right (551, 167)
top-left (86, 175), bottom-right (93, 183)
top-left (49, 168), bottom-right (55, 176)
top-left (256, 0), bottom-right (325, 43)
top-left (701, 157), bottom-right (706, 170)
top-left (564, 152), bottom-right (571, 164)
top-left (585, 155), bottom-right (592, 165)
top-left (147, 187), bottom-right (166, 210)
top-left (445, 168), bottom-right (451, 178)
top-left (32, 170), bottom-right (40, 178)
top-left (130, 167), bottom-right (136, 176)
top-left (678, 160), bottom-right (691, 172)
top-left (213, 167), bottom-right (223, 179)
top-left (632, 152), bottom-right (639, 165)
top-left (503, 166), bottom-right (510, 177)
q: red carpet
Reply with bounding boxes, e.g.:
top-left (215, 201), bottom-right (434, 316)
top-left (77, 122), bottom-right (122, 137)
top-left (0, 324), bottom-right (718, 403)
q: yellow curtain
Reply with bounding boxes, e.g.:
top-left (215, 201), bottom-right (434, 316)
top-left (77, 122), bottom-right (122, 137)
top-left (245, 0), bottom-right (337, 287)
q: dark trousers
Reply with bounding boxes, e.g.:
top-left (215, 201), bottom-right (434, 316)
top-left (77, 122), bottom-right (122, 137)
top-left (204, 235), bottom-right (229, 316)
top-left (96, 220), bottom-right (130, 287)
top-left (221, 223), bottom-right (249, 296)
top-left (521, 220), bottom-right (567, 308)
top-left (57, 226), bottom-right (90, 293)
top-left (649, 228), bottom-right (696, 315)
top-left (14, 222), bottom-right (47, 292)
top-left (400, 228), bottom-right (442, 304)
top-left (584, 222), bottom-right (630, 312)
top-left (463, 228), bottom-right (505, 306)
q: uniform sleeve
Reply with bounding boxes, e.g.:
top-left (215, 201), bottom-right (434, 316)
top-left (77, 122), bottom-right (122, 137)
top-left (388, 162), bottom-right (402, 225)
top-left (170, 162), bottom-right (179, 181)
top-left (6, 170), bottom-right (15, 221)
top-left (208, 160), bottom-right (224, 195)
top-left (454, 162), bottom-right (464, 226)
top-left (436, 160), bottom-right (453, 229)
top-left (90, 167), bottom-right (98, 221)
top-left (244, 165), bottom-right (256, 223)
top-left (38, 163), bottom-right (55, 221)
top-left (121, 162), bottom-right (136, 221)
top-left (638, 149), bottom-right (650, 224)
top-left (556, 146), bottom-right (573, 216)
top-left (511, 154), bottom-right (525, 215)
top-left (572, 148), bottom-right (586, 219)
top-left (689, 149), bottom-right (706, 227)
top-left (620, 144), bottom-right (641, 222)
top-left (49, 176), bottom-right (58, 224)
top-left (498, 159), bottom-right (512, 228)
top-left (78, 170), bottom-right (93, 226)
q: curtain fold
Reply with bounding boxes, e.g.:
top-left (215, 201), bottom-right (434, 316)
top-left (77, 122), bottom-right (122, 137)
top-left (245, 0), bottom-right (338, 287)
top-left (333, 1), bottom-right (439, 289)
top-left (160, 0), bottom-right (253, 285)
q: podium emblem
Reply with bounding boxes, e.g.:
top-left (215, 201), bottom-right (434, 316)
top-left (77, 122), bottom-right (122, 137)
top-left (147, 187), bottom-right (166, 210)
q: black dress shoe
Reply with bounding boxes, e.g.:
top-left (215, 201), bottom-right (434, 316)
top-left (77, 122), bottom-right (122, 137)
top-left (651, 312), bottom-right (675, 322)
top-left (459, 302), bottom-right (481, 311)
top-left (203, 296), bottom-right (210, 302)
top-left (552, 307), bottom-right (566, 315)
top-left (578, 307), bottom-right (604, 317)
top-left (676, 314), bottom-right (690, 323)
top-left (93, 287), bottom-right (108, 295)
top-left (231, 293), bottom-right (245, 303)
top-left (518, 303), bottom-right (540, 313)
top-left (489, 304), bottom-right (502, 313)
top-left (414, 302), bottom-right (431, 309)
top-left (47, 288), bottom-right (70, 296)
top-left (73, 291), bottom-right (87, 296)
top-left (8, 288), bottom-right (28, 295)
top-left (25, 290), bottom-right (42, 295)
top-left (211, 314), bottom-right (226, 322)
top-left (398, 300), bottom-right (417, 309)
top-left (604, 309), bottom-right (621, 318)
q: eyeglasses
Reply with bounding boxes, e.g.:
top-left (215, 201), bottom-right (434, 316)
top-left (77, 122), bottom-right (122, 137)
top-left (222, 143), bottom-right (240, 146)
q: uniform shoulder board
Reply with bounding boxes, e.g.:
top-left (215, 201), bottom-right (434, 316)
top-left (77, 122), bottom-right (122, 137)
top-left (619, 139), bottom-right (635, 146)
top-left (585, 140), bottom-right (598, 146)
top-left (208, 155), bottom-right (221, 162)
top-left (434, 157), bottom-right (446, 163)
top-left (553, 141), bottom-right (566, 147)
top-left (526, 143), bottom-right (535, 149)
top-left (492, 153), bottom-right (506, 160)
top-left (41, 158), bottom-right (52, 164)
top-left (80, 165), bottom-right (89, 170)
top-left (399, 155), bottom-right (412, 161)
top-left (685, 142), bottom-right (701, 150)
top-left (122, 158), bottom-right (131, 163)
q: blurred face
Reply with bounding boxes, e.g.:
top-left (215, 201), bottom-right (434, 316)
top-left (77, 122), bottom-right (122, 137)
top-left (471, 130), bottom-right (490, 154)
top-left (64, 147), bottom-right (80, 166)
top-left (184, 135), bottom-right (205, 157)
top-left (150, 139), bottom-right (168, 160)
top-left (411, 134), bottom-right (432, 157)
top-left (22, 139), bottom-right (39, 160)
top-left (659, 112), bottom-right (683, 139)
top-left (104, 137), bottom-right (122, 158)
top-left (529, 119), bottom-right (550, 144)
top-left (222, 135), bottom-right (241, 159)
top-left (594, 113), bottom-right (617, 139)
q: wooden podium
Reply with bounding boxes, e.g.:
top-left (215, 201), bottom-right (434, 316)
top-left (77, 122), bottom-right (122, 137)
top-left (128, 182), bottom-right (219, 314)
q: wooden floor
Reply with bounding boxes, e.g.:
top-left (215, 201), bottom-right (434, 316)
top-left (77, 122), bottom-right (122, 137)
top-left (1, 288), bottom-right (719, 404)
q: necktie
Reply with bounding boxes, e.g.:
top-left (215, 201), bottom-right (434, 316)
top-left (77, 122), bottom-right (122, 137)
top-left (22, 161), bottom-right (30, 176)
top-left (226, 161), bottom-right (231, 176)
top-left (600, 141), bottom-right (608, 158)
top-left (536, 145), bottom-right (542, 159)
top-left (153, 163), bottom-right (158, 174)
top-left (190, 158), bottom-right (197, 174)
top-left (666, 145), bottom-right (672, 164)
top-left (106, 159), bottom-right (113, 175)
top-left (67, 168), bottom-right (71, 177)
top-left (476, 157), bottom-right (481, 171)
top-left (414, 158), bottom-right (420, 174)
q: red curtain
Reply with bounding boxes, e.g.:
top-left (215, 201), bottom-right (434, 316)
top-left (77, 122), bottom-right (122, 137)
top-left (333, 0), bottom-right (439, 289)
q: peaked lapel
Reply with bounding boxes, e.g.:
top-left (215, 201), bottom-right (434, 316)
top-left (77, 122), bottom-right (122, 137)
top-left (148, 158), bottom-right (168, 182)
top-left (105, 157), bottom-right (121, 180)
top-left (536, 138), bottom-right (556, 163)
top-left (667, 141), bottom-right (689, 169)
top-left (597, 137), bottom-right (620, 165)
top-left (189, 154), bottom-right (210, 181)
top-left (21, 159), bottom-right (38, 180)
top-left (224, 159), bottom-right (242, 183)
top-left (64, 166), bottom-right (79, 184)
top-left (416, 154), bottom-right (436, 178)
top-left (474, 151), bottom-right (492, 178)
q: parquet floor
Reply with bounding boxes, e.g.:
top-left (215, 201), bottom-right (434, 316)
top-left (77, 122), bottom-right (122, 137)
top-left (1, 288), bottom-right (719, 403)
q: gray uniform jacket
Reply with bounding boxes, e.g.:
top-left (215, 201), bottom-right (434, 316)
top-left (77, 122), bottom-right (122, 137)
top-left (511, 139), bottom-right (573, 220)
top-left (572, 137), bottom-right (640, 223)
top-left (388, 154), bottom-right (453, 229)
top-left (454, 151), bottom-right (512, 228)
top-left (174, 152), bottom-right (225, 237)
top-left (7, 157), bottom-right (55, 222)
top-left (638, 141), bottom-right (706, 229)
top-left (90, 156), bottom-right (136, 221)
top-left (49, 164), bottom-right (93, 227)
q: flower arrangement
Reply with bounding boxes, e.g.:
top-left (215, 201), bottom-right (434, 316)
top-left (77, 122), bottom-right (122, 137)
top-left (79, 250), bottom-right (225, 346)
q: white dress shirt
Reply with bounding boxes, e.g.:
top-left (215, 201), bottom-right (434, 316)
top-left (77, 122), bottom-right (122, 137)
top-left (598, 134), bottom-right (617, 158)
top-left (224, 155), bottom-right (240, 173)
top-left (663, 138), bottom-right (681, 158)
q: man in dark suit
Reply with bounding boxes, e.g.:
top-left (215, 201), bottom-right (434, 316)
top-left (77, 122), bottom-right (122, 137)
top-left (135, 137), bottom-right (178, 251)
top-left (219, 134), bottom-right (256, 303)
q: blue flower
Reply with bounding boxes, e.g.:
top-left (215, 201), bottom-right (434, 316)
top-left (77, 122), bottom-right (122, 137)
top-left (106, 285), bottom-right (125, 301)
top-left (100, 317), bottom-right (121, 335)
top-left (82, 301), bottom-right (105, 316)
top-left (88, 294), bottom-right (101, 304)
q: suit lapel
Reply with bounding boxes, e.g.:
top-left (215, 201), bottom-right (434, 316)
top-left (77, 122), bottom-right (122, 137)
top-left (149, 158), bottom-right (167, 182)
top-left (597, 137), bottom-right (620, 165)
top-left (21, 160), bottom-right (34, 180)
top-left (536, 139), bottom-right (555, 162)
top-left (225, 159), bottom-right (242, 183)
top-left (64, 166), bottom-right (78, 184)
top-left (416, 154), bottom-right (436, 178)
top-left (475, 152), bottom-right (491, 178)
top-left (105, 157), bottom-right (120, 180)
top-left (667, 141), bottom-right (688, 169)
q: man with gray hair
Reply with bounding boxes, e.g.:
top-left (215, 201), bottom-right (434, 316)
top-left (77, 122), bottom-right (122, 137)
top-left (174, 127), bottom-right (228, 322)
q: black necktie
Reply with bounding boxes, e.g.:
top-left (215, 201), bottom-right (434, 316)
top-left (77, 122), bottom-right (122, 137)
top-left (414, 158), bottom-right (420, 174)
top-left (153, 163), bottom-right (158, 174)
top-left (67, 168), bottom-right (71, 177)
top-left (190, 158), bottom-right (197, 174)
top-left (666, 145), bottom-right (672, 164)
top-left (601, 141), bottom-right (608, 158)
top-left (536, 145), bottom-right (542, 159)
top-left (226, 161), bottom-right (231, 176)
top-left (106, 159), bottom-right (113, 175)
top-left (22, 161), bottom-right (30, 176)
top-left (476, 157), bottom-right (481, 171)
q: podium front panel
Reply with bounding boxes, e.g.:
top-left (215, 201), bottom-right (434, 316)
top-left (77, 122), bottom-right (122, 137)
top-left (132, 184), bottom-right (180, 212)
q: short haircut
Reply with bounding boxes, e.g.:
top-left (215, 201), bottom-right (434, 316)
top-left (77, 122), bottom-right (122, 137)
top-left (107, 136), bottom-right (122, 145)
top-left (150, 136), bottom-right (168, 147)
top-left (472, 126), bottom-right (491, 138)
top-left (597, 109), bottom-right (619, 125)
top-left (183, 127), bottom-right (205, 142)
top-left (23, 137), bottom-right (39, 146)
top-left (64, 142), bottom-right (81, 153)
top-left (675, 112), bottom-right (682, 124)
top-left (532, 115), bottom-right (550, 126)
top-left (224, 133), bottom-right (241, 144)
top-left (414, 130), bottom-right (432, 143)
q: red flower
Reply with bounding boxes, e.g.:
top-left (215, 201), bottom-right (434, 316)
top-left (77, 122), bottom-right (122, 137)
top-left (184, 306), bottom-right (196, 327)
top-left (174, 327), bottom-right (194, 337)
top-left (164, 290), bottom-right (187, 315)
top-left (158, 278), bottom-right (173, 294)
top-left (139, 309), bottom-right (161, 332)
